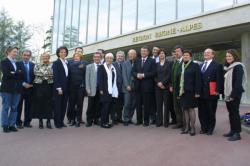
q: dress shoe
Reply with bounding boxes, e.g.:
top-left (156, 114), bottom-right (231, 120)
top-left (108, 123), bottom-right (113, 128)
top-left (223, 131), bottom-right (234, 137)
top-left (228, 133), bottom-right (241, 141)
top-left (62, 123), bottom-right (67, 127)
top-left (39, 120), bottom-right (44, 129)
top-left (9, 126), bottom-right (18, 132)
top-left (172, 124), bottom-right (182, 129)
top-left (70, 121), bottom-right (76, 126)
top-left (169, 121), bottom-right (177, 125)
top-left (47, 120), bottom-right (52, 129)
top-left (199, 130), bottom-right (207, 134)
top-left (80, 120), bottom-right (85, 124)
top-left (206, 131), bottom-right (213, 135)
top-left (156, 123), bottom-right (162, 127)
top-left (3, 127), bottom-right (10, 133)
top-left (123, 122), bottom-right (129, 126)
top-left (181, 130), bottom-right (189, 134)
top-left (85, 123), bottom-right (92, 127)
top-left (101, 124), bottom-right (111, 129)
top-left (17, 124), bottom-right (24, 129)
top-left (150, 120), bottom-right (156, 125)
top-left (164, 124), bottom-right (169, 128)
top-left (143, 123), bottom-right (149, 127)
top-left (75, 122), bottom-right (80, 128)
top-left (190, 132), bottom-right (196, 136)
top-left (24, 124), bottom-right (32, 128)
top-left (135, 122), bottom-right (142, 126)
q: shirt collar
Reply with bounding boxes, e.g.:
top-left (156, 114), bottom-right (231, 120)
top-left (7, 56), bottom-right (16, 62)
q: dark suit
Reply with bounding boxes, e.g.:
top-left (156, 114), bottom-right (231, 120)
top-left (225, 64), bottom-right (245, 133)
top-left (132, 57), bottom-right (156, 125)
top-left (155, 61), bottom-right (172, 126)
top-left (198, 60), bottom-right (223, 133)
top-left (97, 64), bottom-right (116, 125)
top-left (52, 59), bottom-right (69, 128)
top-left (0, 58), bottom-right (23, 127)
top-left (112, 61), bottom-right (124, 122)
top-left (16, 61), bottom-right (35, 126)
top-left (67, 60), bottom-right (88, 123)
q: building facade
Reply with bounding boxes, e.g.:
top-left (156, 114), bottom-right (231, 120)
top-left (51, 0), bottom-right (250, 103)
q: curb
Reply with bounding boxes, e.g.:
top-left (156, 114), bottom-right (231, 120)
top-left (242, 124), bottom-right (250, 134)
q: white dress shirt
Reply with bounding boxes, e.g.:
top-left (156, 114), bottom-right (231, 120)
top-left (202, 59), bottom-right (213, 71)
top-left (60, 58), bottom-right (68, 77)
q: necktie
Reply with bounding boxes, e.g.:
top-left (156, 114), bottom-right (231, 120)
top-left (141, 59), bottom-right (145, 68)
top-left (25, 62), bottom-right (30, 83)
top-left (201, 62), bottom-right (207, 73)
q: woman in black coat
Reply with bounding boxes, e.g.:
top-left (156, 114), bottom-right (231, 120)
top-left (155, 49), bottom-right (172, 127)
top-left (177, 50), bottom-right (201, 136)
top-left (223, 49), bottom-right (247, 141)
top-left (97, 53), bottom-right (118, 129)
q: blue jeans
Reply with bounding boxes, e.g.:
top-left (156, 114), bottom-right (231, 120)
top-left (1, 92), bottom-right (21, 127)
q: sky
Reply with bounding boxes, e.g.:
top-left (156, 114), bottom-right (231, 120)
top-left (0, 0), bottom-right (54, 55)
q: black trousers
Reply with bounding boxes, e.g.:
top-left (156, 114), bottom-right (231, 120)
top-left (198, 98), bottom-right (218, 133)
top-left (111, 92), bottom-right (124, 121)
top-left (68, 88), bottom-right (84, 122)
top-left (150, 93), bottom-right (157, 122)
top-left (17, 89), bottom-right (32, 125)
top-left (169, 92), bottom-right (176, 123)
top-left (86, 93), bottom-right (100, 124)
top-left (136, 92), bottom-right (152, 124)
top-left (101, 101), bottom-right (113, 125)
top-left (226, 97), bottom-right (242, 133)
top-left (54, 92), bottom-right (68, 127)
top-left (155, 89), bottom-right (170, 125)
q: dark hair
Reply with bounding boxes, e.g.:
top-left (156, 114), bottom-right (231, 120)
top-left (159, 48), bottom-right (167, 55)
top-left (171, 49), bottom-right (176, 53)
top-left (174, 45), bottom-right (184, 52)
top-left (97, 49), bottom-right (105, 54)
top-left (183, 50), bottom-right (192, 57)
top-left (6, 46), bottom-right (19, 55)
top-left (93, 52), bottom-right (101, 56)
top-left (22, 49), bottom-right (32, 56)
top-left (226, 49), bottom-right (240, 62)
top-left (74, 47), bottom-right (83, 52)
top-left (56, 46), bottom-right (68, 57)
top-left (141, 46), bottom-right (150, 51)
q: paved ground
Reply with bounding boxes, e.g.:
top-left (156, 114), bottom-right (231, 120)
top-left (0, 100), bottom-right (250, 166)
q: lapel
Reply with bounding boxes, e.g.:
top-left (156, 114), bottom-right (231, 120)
top-left (6, 58), bottom-right (15, 71)
top-left (58, 59), bottom-right (66, 77)
top-left (203, 60), bottom-right (214, 75)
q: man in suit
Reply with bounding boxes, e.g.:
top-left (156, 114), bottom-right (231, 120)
top-left (85, 52), bottom-right (102, 127)
top-left (122, 49), bottom-right (137, 126)
top-left (97, 49), bottom-right (105, 64)
top-left (112, 51), bottom-right (125, 124)
top-left (52, 46), bottom-right (69, 129)
top-left (132, 46), bottom-right (156, 126)
top-left (150, 46), bottom-right (161, 124)
top-left (0, 46), bottom-right (23, 133)
top-left (170, 45), bottom-right (184, 129)
top-left (198, 48), bottom-right (223, 135)
top-left (16, 50), bottom-right (35, 129)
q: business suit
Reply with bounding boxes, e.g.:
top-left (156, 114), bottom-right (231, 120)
top-left (122, 60), bottom-right (136, 124)
top-left (112, 61), bottom-right (124, 123)
top-left (85, 63), bottom-right (100, 125)
top-left (171, 59), bottom-right (183, 127)
top-left (225, 64), bottom-right (245, 134)
top-left (97, 64), bottom-right (117, 126)
top-left (155, 60), bottom-right (172, 126)
top-left (67, 60), bottom-right (88, 125)
top-left (198, 60), bottom-right (223, 134)
top-left (0, 58), bottom-right (23, 129)
top-left (16, 61), bottom-right (35, 127)
top-left (132, 57), bottom-right (156, 125)
top-left (52, 59), bottom-right (69, 128)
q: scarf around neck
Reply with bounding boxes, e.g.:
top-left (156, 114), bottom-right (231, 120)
top-left (179, 60), bottom-right (192, 96)
top-left (104, 63), bottom-right (118, 98)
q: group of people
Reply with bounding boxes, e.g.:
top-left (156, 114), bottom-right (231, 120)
top-left (0, 44), bottom-right (247, 142)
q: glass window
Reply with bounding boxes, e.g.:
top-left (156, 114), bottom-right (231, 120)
top-left (71, 0), bottom-right (80, 47)
top-left (109, 0), bottom-right (122, 37)
top-left (204, 0), bottom-right (233, 12)
top-left (63, 0), bottom-right (73, 48)
top-left (87, 0), bottom-right (98, 43)
top-left (122, 0), bottom-right (136, 34)
top-left (237, 0), bottom-right (250, 3)
top-left (57, 0), bottom-right (66, 47)
top-left (138, 0), bottom-right (154, 29)
top-left (52, 0), bottom-right (60, 53)
top-left (156, 0), bottom-right (175, 25)
top-left (79, 0), bottom-right (88, 45)
top-left (98, 0), bottom-right (109, 40)
top-left (178, 0), bottom-right (201, 19)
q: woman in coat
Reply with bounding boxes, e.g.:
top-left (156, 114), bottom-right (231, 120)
top-left (223, 49), bottom-right (247, 141)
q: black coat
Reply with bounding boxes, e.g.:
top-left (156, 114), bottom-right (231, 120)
top-left (68, 60), bottom-right (88, 90)
top-left (0, 58), bottom-right (24, 93)
top-left (52, 59), bottom-right (69, 93)
top-left (200, 60), bottom-right (223, 99)
top-left (132, 57), bottom-right (156, 93)
top-left (155, 61), bottom-right (173, 90)
top-left (176, 61), bottom-right (201, 96)
top-left (113, 61), bottom-right (123, 93)
top-left (227, 64), bottom-right (245, 99)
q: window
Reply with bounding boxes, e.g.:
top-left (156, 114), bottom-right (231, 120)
top-left (63, 0), bottom-right (73, 48)
top-left (79, 0), bottom-right (88, 45)
top-left (109, 0), bottom-right (122, 37)
top-left (156, 0), bottom-right (175, 25)
top-left (204, 0), bottom-right (233, 12)
top-left (178, 0), bottom-right (201, 19)
top-left (98, 0), bottom-right (109, 40)
top-left (71, 0), bottom-right (80, 47)
top-left (122, 0), bottom-right (136, 33)
top-left (57, 0), bottom-right (66, 47)
top-left (52, 0), bottom-right (60, 53)
top-left (87, 0), bottom-right (98, 43)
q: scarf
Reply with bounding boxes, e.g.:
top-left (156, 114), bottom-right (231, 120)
top-left (104, 63), bottom-right (118, 98)
top-left (179, 60), bottom-right (192, 97)
top-left (224, 62), bottom-right (247, 101)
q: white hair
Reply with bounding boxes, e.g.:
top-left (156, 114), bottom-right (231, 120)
top-left (105, 53), bottom-right (114, 59)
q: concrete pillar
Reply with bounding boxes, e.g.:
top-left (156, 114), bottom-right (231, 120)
top-left (241, 32), bottom-right (250, 104)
